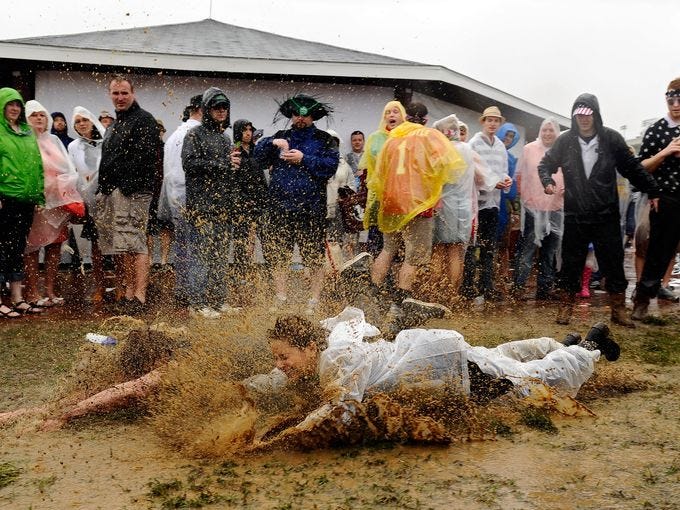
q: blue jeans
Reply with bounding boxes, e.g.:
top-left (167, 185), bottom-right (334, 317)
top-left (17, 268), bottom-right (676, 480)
top-left (513, 210), bottom-right (559, 296)
top-left (176, 213), bottom-right (230, 308)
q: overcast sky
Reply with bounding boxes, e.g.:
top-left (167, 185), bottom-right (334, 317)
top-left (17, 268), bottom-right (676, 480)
top-left (4, 0), bottom-right (677, 139)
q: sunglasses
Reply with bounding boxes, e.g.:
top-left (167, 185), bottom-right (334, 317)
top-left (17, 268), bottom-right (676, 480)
top-left (666, 97), bottom-right (680, 106)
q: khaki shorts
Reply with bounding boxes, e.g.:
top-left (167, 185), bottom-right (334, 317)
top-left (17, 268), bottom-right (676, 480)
top-left (94, 189), bottom-right (152, 256)
top-left (382, 216), bottom-right (434, 265)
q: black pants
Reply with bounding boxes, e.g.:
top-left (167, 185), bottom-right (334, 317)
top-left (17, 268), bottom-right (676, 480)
top-left (558, 216), bottom-right (627, 294)
top-left (0, 196), bottom-right (34, 284)
top-left (638, 195), bottom-right (680, 298)
top-left (461, 207), bottom-right (499, 297)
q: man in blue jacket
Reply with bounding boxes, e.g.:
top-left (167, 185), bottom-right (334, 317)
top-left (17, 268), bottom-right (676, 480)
top-left (255, 94), bottom-right (339, 314)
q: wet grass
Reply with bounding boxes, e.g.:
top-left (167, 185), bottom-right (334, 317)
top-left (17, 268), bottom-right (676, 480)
top-left (0, 318), bottom-right (98, 408)
top-left (0, 463), bottom-right (21, 489)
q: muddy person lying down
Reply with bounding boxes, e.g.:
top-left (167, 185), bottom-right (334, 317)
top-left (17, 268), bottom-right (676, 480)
top-left (0, 307), bottom-right (620, 451)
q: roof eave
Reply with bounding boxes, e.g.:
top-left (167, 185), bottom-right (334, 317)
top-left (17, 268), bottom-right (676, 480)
top-left (0, 42), bottom-right (570, 125)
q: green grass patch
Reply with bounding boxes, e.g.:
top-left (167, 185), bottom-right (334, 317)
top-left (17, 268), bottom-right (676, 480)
top-left (0, 462), bottom-right (21, 489)
top-left (519, 408), bottom-right (558, 434)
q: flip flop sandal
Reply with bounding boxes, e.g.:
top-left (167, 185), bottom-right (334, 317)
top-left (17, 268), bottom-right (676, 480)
top-left (12, 300), bottom-right (45, 314)
top-left (0, 305), bottom-right (21, 319)
top-left (34, 297), bottom-right (55, 308)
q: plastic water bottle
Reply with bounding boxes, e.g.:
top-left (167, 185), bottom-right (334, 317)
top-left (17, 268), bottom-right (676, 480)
top-left (85, 333), bottom-right (117, 346)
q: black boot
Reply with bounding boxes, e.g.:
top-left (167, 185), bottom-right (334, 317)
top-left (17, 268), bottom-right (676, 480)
top-left (577, 322), bottom-right (620, 361)
top-left (562, 332), bottom-right (582, 346)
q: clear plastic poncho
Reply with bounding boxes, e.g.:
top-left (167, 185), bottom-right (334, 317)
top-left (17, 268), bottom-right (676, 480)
top-left (69, 106), bottom-right (105, 210)
top-left (24, 100), bottom-right (83, 251)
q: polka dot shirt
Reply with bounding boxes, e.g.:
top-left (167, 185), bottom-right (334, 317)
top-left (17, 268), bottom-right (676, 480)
top-left (639, 117), bottom-right (680, 195)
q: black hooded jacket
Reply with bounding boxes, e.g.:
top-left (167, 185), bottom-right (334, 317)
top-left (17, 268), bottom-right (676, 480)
top-left (181, 87), bottom-right (234, 219)
top-left (230, 119), bottom-right (268, 220)
top-left (538, 93), bottom-right (659, 222)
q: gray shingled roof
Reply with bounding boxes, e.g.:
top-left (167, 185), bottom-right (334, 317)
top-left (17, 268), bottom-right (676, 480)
top-left (4, 18), bottom-right (416, 65)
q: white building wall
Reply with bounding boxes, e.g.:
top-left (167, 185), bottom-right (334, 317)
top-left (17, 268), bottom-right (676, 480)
top-left (35, 70), bottom-right (526, 153)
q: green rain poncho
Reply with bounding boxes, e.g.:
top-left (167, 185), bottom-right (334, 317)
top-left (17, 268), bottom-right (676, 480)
top-left (0, 87), bottom-right (44, 204)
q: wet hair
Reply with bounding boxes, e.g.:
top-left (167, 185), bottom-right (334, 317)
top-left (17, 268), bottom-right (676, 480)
top-left (406, 102), bottom-right (428, 125)
top-left (350, 130), bottom-right (364, 139)
top-left (108, 73), bottom-right (134, 91)
top-left (267, 315), bottom-right (328, 351)
top-left (118, 328), bottom-right (187, 378)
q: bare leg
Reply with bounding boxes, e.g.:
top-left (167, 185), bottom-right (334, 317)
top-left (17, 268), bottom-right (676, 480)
top-left (309, 265), bottom-right (326, 302)
top-left (635, 254), bottom-right (644, 281)
top-left (273, 267), bottom-right (288, 298)
top-left (133, 253), bottom-right (150, 303)
top-left (44, 243), bottom-right (61, 299)
top-left (370, 249), bottom-right (394, 286)
top-left (447, 244), bottom-right (466, 291)
top-left (397, 262), bottom-right (418, 292)
top-left (114, 254), bottom-right (127, 300)
top-left (146, 235), bottom-right (155, 265)
top-left (23, 251), bottom-right (41, 302)
top-left (159, 228), bottom-right (174, 266)
top-left (10, 280), bottom-right (24, 304)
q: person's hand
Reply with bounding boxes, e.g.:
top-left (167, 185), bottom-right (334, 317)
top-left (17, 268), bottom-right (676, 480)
top-left (272, 138), bottom-right (289, 151)
top-left (230, 148), bottom-right (241, 169)
top-left (280, 149), bottom-right (304, 164)
top-left (665, 137), bottom-right (680, 158)
top-left (649, 197), bottom-right (660, 212)
top-left (495, 176), bottom-right (512, 190)
top-left (544, 184), bottom-right (556, 195)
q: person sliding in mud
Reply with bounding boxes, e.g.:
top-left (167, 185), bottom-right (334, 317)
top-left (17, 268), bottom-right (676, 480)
top-left (0, 307), bottom-right (619, 439)
top-left (243, 307), bottom-right (619, 439)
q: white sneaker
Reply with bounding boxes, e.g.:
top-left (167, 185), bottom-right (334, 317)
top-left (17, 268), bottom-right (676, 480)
top-left (190, 306), bottom-right (221, 319)
top-left (219, 303), bottom-right (243, 314)
top-left (340, 252), bottom-right (373, 274)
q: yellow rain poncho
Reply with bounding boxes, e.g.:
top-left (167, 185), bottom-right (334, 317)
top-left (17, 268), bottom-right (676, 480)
top-left (366, 118), bottom-right (466, 233)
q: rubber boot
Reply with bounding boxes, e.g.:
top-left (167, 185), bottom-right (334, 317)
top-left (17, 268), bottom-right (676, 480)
top-left (578, 322), bottom-right (621, 361)
top-left (610, 292), bottom-right (635, 328)
top-left (631, 285), bottom-right (650, 322)
top-left (556, 292), bottom-right (576, 325)
top-left (577, 267), bottom-right (592, 298)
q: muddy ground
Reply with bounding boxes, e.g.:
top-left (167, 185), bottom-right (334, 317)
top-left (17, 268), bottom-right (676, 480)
top-left (1, 267), bottom-right (679, 509)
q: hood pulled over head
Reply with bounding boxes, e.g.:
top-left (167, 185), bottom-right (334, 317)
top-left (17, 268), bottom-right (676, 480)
top-left (497, 122), bottom-right (519, 150)
top-left (233, 119), bottom-right (255, 144)
top-left (25, 99), bottom-right (52, 133)
top-left (72, 106), bottom-right (106, 142)
top-left (201, 87), bottom-right (231, 131)
top-left (570, 93), bottom-right (603, 133)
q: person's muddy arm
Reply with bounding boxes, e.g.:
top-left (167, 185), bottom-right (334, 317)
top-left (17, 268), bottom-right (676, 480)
top-left (42, 369), bottom-right (164, 430)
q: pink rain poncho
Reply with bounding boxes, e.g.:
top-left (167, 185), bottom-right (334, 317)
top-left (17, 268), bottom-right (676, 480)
top-left (366, 118), bottom-right (466, 233)
top-left (24, 100), bottom-right (84, 253)
top-left (516, 118), bottom-right (564, 247)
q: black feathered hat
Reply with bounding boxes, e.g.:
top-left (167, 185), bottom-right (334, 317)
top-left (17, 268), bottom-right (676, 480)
top-left (277, 94), bottom-right (332, 121)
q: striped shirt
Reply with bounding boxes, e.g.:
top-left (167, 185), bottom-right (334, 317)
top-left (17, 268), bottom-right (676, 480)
top-left (469, 132), bottom-right (509, 210)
